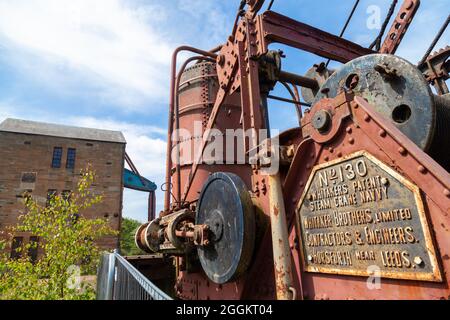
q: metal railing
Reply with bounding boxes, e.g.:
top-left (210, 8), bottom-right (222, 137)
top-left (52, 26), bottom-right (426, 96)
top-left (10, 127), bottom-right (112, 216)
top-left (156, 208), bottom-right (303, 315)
top-left (96, 251), bottom-right (173, 300)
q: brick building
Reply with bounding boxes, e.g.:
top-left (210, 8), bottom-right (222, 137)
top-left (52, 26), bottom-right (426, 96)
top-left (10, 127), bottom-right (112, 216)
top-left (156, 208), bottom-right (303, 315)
top-left (0, 118), bottom-right (126, 260)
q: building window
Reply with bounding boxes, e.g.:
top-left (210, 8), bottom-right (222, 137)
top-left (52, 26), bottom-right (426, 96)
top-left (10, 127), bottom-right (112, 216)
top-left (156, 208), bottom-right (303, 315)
top-left (10, 237), bottom-right (24, 259)
top-left (28, 236), bottom-right (39, 264)
top-left (66, 148), bottom-right (76, 169)
top-left (51, 147), bottom-right (63, 168)
top-left (62, 190), bottom-right (72, 202)
top-left (46, 189), bottom-right (57, 207)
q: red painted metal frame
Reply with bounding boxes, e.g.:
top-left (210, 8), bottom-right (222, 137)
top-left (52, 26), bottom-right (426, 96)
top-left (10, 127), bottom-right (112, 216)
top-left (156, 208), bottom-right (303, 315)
top-left (178, 9), bottom-right (375, 205)
top-left (257, 11), bottom-right (374, 63)
top-left (164, 46), bottom-right (217, 214)
top-left (279, 94), bottom-right (450, 299)
top-left (161, 1), bottom-right (449, 300)
top-left (380, 0), bottom-right (420, 54)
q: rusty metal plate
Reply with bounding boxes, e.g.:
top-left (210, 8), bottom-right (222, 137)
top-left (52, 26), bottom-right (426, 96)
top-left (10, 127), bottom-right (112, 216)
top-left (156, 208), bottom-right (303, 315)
top-left (296, 151), bottom-right (442, 282)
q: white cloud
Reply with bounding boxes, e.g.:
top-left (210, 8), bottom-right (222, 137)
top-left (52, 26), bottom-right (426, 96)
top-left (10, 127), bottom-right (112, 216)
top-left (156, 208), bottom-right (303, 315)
top-left (64, 116), bottom-right (168, 221)
top-left (69, 116), bottom-right (166, 176)
top-left (0, 0), bottom-right (174, 109)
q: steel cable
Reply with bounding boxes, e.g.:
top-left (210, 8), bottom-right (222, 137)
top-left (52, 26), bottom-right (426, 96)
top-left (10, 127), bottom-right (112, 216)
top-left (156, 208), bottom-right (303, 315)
top-left (369, 0), bottom-right (398, 51)
top-left (418, 14), bottom-right (450, 66)
top-left (325, 0), bottom-right (361, 67)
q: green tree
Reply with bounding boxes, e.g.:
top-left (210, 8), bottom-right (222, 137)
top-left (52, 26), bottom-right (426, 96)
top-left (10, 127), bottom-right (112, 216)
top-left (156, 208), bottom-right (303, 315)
top-left (120, 217), bottom-right (146, 256)
top-left (0, 166), bottom-right (118, 300)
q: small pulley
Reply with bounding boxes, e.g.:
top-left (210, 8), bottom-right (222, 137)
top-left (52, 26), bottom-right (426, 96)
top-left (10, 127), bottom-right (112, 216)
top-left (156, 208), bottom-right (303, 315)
top-left (196, 172), bottom-right (255, 284)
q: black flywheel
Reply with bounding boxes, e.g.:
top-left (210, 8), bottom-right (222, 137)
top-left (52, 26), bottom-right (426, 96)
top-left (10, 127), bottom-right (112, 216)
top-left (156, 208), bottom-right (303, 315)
top-left (196, 172), bottom-right (255, 284)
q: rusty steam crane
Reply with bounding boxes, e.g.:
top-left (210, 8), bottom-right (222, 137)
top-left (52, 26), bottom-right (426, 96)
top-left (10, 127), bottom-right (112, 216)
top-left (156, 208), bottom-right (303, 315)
top-left (134, 0), bottom-right (450, 300)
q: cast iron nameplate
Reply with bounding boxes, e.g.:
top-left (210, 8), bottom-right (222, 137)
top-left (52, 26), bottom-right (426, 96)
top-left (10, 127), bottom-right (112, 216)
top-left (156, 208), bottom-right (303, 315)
top-left (296, 151), bottom-right (441, 282)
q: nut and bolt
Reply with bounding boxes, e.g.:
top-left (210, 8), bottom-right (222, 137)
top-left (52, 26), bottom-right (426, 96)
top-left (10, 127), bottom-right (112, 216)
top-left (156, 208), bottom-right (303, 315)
top-left (418, 166), bottom-right (427, 174)
top-left (414, 256), bottom-right (424, 266)
top-left (312, 110), bottom-right (332, 133)
top-left (217, 54), bottom-right (225, 67)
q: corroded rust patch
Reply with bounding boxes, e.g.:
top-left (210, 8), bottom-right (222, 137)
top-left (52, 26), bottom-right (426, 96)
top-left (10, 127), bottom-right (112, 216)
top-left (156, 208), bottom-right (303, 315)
top-left (296, 151), bottom-right (442, 282)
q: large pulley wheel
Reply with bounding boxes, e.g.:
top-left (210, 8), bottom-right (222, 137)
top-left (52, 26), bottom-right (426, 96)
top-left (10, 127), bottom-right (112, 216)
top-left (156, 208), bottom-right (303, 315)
top-left (196, 172), bottom-right (255, 284)
top-left (312, 54), bottom-right (435, 150)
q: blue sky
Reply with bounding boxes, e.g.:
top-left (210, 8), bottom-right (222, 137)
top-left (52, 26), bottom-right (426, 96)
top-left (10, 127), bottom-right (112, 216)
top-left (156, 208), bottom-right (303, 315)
top-left (0, 0), bottom-right (448, 222)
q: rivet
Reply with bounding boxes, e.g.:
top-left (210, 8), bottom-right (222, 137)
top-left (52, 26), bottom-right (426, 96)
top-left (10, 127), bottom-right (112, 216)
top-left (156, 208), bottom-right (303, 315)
top-left (418, 166), bottom-right (427, 174)
top-left (324, 156), bottom-right (329, 161)
top-left (364, 114), bottom-right (371, 122)
top-left (329, 147), bottom-right (334, 153)
top-left (348, 137), bottom-right (355, 144)
top-left (379, 129), bottom-right (387, 137)
top-left (307, 255), bottom-right (313, 261)
top-left (381, 178), bottom-right (389, 186)
top-left (337, 152), bottom-right (343, 157)
top-left (398, 147), bottom-right (407, 156)
top-left (444, 189), bottom-right (450, 198)
top-left (414, 256), bottom-right (423, 266)
top-left (346, 127), bottom-right (352, 134)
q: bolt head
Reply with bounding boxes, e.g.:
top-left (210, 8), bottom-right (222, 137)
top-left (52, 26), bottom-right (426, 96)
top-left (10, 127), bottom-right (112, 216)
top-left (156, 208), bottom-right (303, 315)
top-left (216, 54), bottom-right (225, 66)
top-left (312, 110), bottom-right (332, 133)
top-left (444, 189), bottom-right (450, 198)
top-left (398, 147), bottom-right (407, 156)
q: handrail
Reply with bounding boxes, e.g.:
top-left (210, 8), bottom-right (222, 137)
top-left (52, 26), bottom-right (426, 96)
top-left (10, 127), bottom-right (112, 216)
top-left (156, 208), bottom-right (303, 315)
top-left (96, 252), bottom-right (173, 300)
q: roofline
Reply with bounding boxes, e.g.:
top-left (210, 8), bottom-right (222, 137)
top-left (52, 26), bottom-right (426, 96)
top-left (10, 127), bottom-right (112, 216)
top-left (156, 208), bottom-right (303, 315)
top-left (0, 118), bottom-right (127, 144)
top-left (0, 130), bottom-right (127, 144)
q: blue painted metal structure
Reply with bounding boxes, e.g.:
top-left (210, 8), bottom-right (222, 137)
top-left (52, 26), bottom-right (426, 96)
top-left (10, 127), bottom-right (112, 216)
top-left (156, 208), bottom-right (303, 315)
top-left (123, 152), bottom-right (158, 221)
top-left (123, 168), bottom-right (157, 192)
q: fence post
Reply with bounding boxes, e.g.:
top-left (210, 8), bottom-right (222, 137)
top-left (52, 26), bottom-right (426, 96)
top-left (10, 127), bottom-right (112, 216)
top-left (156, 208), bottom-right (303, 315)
top-left (105, 251), bottom-right (117, 300)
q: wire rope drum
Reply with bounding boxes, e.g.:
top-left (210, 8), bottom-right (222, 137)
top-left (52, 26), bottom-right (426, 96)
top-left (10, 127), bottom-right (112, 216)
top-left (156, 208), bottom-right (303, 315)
top-left (196, 172), bottom-right (255, 284)
top-left (311, 54), bottom-right (450, 170)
